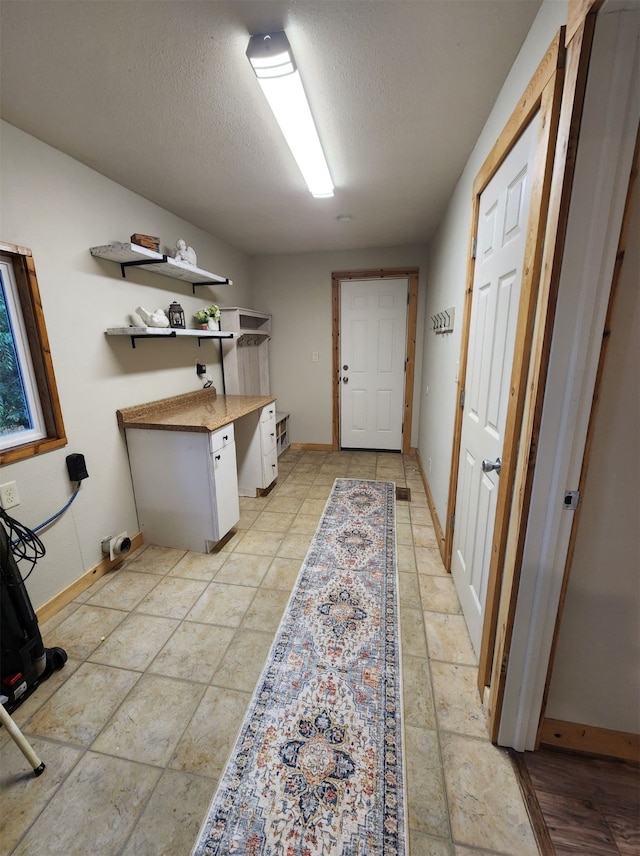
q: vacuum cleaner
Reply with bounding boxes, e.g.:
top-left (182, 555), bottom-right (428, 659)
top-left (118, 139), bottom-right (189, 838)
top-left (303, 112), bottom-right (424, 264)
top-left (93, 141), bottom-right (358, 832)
top-left (0, 515), bottom-right (67, 714)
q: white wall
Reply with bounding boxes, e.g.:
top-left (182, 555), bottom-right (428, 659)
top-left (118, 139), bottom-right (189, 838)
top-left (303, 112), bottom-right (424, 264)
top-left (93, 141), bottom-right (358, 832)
top-left (417, 0), bottom-right (568, 528)
top-left (0, 121), bottom-right (252, 609)
top-left (251, 246), bottom-right (429, 447)
top-left (545, 174), bottom-right (639, 734)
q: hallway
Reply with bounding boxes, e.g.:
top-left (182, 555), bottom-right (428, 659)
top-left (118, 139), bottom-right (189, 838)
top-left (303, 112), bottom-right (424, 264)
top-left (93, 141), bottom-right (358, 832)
top-left (0, 450), bottom-right (538, 855)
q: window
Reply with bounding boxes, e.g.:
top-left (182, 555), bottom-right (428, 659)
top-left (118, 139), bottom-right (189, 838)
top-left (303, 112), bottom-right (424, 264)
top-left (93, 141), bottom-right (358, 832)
top-left (0, 242), bottom-right (66, 464)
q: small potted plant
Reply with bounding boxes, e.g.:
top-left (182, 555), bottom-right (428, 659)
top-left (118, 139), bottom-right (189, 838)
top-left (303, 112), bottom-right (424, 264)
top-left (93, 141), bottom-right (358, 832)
top-left (194, 305), bottom-right (221, 330)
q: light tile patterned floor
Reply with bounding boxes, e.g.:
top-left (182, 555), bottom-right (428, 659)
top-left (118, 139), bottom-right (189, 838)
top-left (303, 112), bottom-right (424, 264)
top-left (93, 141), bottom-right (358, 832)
top-left (0, 450), bottom-right (540, 856)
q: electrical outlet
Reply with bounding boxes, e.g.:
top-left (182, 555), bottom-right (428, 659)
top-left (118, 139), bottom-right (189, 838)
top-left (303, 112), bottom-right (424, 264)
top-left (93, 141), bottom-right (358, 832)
top-left (196, 362), bottom-right (206, 376)
top-left (0, 481), bottom-right (20, 509)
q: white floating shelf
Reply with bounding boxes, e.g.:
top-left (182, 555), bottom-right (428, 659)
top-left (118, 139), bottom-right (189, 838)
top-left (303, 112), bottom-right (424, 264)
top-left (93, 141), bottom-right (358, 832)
top-left (106, 327), bottom-right (235, 348)
top-left (90, 242), bottom-right (232, 286)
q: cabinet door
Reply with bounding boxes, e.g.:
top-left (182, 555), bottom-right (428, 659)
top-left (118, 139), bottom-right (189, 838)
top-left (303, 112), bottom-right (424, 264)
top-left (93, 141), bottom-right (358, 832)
top-left (211, 442), bottom-right (240, 539)
top-left (126, 428), bottom-right (217, 552)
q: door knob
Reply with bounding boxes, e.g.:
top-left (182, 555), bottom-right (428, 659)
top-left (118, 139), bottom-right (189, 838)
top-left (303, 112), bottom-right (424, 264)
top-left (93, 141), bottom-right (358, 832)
top-left (342, 377), bottom-right (349, 384)
top-left (482, 457), bottom-right (501, 475)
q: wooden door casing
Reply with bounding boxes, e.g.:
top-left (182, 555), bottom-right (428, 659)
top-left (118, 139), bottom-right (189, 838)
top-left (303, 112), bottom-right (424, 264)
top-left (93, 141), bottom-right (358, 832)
top-left (444, 30), bottom-right (567, 738)
top-left (332, 268), bottom-right (418, 454)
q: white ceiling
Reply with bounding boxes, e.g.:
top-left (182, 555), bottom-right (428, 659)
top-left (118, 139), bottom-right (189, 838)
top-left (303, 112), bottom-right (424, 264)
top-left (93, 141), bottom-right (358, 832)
top-left (0, 0), bottom-right (541, 255)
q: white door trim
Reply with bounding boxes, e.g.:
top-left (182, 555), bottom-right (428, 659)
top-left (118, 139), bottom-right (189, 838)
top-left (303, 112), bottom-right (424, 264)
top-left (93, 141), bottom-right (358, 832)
top-left (498, 5), bottom-right (640, 750)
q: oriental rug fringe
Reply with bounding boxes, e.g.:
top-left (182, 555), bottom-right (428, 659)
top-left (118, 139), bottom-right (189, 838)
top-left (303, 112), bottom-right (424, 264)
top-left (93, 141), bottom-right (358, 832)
top-left (193, 478), bottom-right (405, 856)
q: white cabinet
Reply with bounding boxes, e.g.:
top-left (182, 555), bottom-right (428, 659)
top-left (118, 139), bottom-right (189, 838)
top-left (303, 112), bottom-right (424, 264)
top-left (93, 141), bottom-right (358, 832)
top-left (219, 307), bottom-right (271, 395)
top-left (125, 424), bottom-right (239, 552)
top-left (234, 403), bottom-right (278, 496)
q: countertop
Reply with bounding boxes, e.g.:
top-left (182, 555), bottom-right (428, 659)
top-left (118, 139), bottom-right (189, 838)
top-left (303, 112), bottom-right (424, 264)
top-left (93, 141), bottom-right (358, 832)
top-left (117, 388), bottom-right (276, 433)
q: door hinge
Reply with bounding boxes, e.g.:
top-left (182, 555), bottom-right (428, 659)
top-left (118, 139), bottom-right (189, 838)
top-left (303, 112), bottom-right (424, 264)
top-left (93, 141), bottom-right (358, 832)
top-left (460, 387), bottom-right (466, 408)
top-left (500, 652), bottom-right (508, 678)
top-left (471, 236), bottom-right (477, 259)
top-left (450, 513), bottom-right (455, 533)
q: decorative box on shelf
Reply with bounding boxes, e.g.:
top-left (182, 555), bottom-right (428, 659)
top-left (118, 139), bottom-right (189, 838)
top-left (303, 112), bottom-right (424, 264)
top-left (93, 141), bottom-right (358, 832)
top-left (130, 233), bottom-right (160, 252)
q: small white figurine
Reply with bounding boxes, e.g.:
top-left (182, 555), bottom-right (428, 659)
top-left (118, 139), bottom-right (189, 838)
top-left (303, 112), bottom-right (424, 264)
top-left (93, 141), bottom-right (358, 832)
top-left (135, 306), bottom-right (170, 328)
top-left (173, 238), bottom-right (197, 266)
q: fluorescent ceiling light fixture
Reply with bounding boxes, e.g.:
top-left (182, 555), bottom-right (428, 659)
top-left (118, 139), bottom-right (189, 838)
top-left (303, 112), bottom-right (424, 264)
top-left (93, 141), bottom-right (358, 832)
top-left (247, 31), bottom-right (334, 198)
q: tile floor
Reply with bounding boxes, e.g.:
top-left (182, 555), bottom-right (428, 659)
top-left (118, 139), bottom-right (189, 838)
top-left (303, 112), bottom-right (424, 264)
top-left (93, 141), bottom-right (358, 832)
top-left (0, 450), bottom-right (540, 856)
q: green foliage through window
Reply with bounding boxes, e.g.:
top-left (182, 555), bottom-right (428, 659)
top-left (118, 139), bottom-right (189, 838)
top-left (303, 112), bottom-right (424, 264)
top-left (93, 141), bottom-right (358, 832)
top-left (0, 274), bottom-right (32, 436)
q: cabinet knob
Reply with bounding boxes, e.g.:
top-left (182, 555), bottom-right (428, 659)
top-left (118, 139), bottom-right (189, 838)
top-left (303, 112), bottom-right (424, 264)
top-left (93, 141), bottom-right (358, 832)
top-left (223, 435), bottom-right (229, 441)
top-left (215, 454), bottom-right (221, 461)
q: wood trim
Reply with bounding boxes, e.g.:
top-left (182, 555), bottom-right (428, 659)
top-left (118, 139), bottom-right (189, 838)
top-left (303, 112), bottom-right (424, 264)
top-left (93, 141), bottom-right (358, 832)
top-left (403, 273), bottom-right (418, 455)
top-left (331, 275), bottom-right (341, 451)
top-left (485, 17), bottom-right (596, 740)
top-left (331, 267), bottom-right (420, 280)
top-left (331, 268), bottom-right (419, 454)
top-left (539, 718), bottom-right (640, 762)
top-left (535, 119), bottom-right (640, 749)
top-left (445, 31), bottom-right (565, 573)
top-left (444, 204), bottom-right (479, 571)
top-left (416, 451), bottom-right (447, 563)
top-left (289, 442), bottom-right (333, 452)
top-left (566, 0), bottom-right (603, 45)
top-left (509, 751), bottom-right (556, 856)
top-left (0, 245), bottom-right (67, 465)
top-left (478, 47), bottom-right (566, 702)
top-left (36, 531), bottom-right (144, 625)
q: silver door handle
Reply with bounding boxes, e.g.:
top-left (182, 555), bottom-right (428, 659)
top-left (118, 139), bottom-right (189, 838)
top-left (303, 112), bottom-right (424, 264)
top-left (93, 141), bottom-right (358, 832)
top-left (482, 457), bottom-right (501, 474)
top-left (342, 377), bottom-right (349, 384)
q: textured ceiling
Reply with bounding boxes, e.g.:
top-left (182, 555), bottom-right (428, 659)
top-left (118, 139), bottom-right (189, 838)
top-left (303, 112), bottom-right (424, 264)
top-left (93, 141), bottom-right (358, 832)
top-left (0, 1), bottom-right (541, 255)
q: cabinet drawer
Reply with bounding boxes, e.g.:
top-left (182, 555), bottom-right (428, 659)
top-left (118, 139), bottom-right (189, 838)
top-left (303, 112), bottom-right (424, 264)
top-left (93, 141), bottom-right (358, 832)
top-left (260, 417), bottom-right (277, 455)
top-left (262, 446), bottom-right (278, 486)
top-left (209, 423), bottom-right (234, 453)
top-left (260, 403), bottom-right (277, 423)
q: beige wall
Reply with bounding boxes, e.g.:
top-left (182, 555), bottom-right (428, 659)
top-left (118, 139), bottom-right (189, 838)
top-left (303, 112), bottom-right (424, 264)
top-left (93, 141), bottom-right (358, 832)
top-left (251, 247), bottom-right (428, 447)
top-left (1, 121), bottom-right (252, 609)
top-left (545, 178), bottom-right (639, 734)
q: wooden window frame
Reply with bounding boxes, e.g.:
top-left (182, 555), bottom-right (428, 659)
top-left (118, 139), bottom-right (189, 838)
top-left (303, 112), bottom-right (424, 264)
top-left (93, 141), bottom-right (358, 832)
top-left (0, 242), bottom-right (66, 464)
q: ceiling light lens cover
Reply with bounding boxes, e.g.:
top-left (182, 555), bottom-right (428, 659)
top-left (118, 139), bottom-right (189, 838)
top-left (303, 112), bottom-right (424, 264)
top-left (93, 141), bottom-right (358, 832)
top-left (247, 30), bottom-right (334, 198)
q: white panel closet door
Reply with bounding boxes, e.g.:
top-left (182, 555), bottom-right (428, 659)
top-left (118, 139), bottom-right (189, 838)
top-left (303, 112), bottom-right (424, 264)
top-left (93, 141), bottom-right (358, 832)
top-left (452, 113), bottom-right (540, 656)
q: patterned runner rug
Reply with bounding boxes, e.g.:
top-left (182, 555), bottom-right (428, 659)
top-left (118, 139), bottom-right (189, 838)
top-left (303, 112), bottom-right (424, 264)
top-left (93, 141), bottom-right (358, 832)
top-left (193, 478), bottom-right (406, 856)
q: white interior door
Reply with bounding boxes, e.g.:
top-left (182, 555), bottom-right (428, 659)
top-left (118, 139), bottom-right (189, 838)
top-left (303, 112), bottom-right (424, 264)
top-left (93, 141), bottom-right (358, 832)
top-left (452, 114), bottom-right (540, 656)
top-left (340, 278), bottom-right (408, 450)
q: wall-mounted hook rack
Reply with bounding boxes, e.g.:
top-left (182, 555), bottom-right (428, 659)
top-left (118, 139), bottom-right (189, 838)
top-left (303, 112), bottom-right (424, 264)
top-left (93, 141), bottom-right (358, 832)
top-left (431, 306), bottom-right (455, 334)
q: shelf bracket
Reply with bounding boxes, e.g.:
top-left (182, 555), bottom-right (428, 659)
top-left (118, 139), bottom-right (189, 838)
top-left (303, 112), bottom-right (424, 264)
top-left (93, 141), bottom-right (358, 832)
top-left (191, 280), bottom-right (231, 294)
top-left (118, 258), bottom-right (168, 278)
top-left (116, 257), bottom-right (231, 291)
top-left (128, 331), bottom-right (177, 349)
top-left (196, 333), bottom-right (234, 347)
